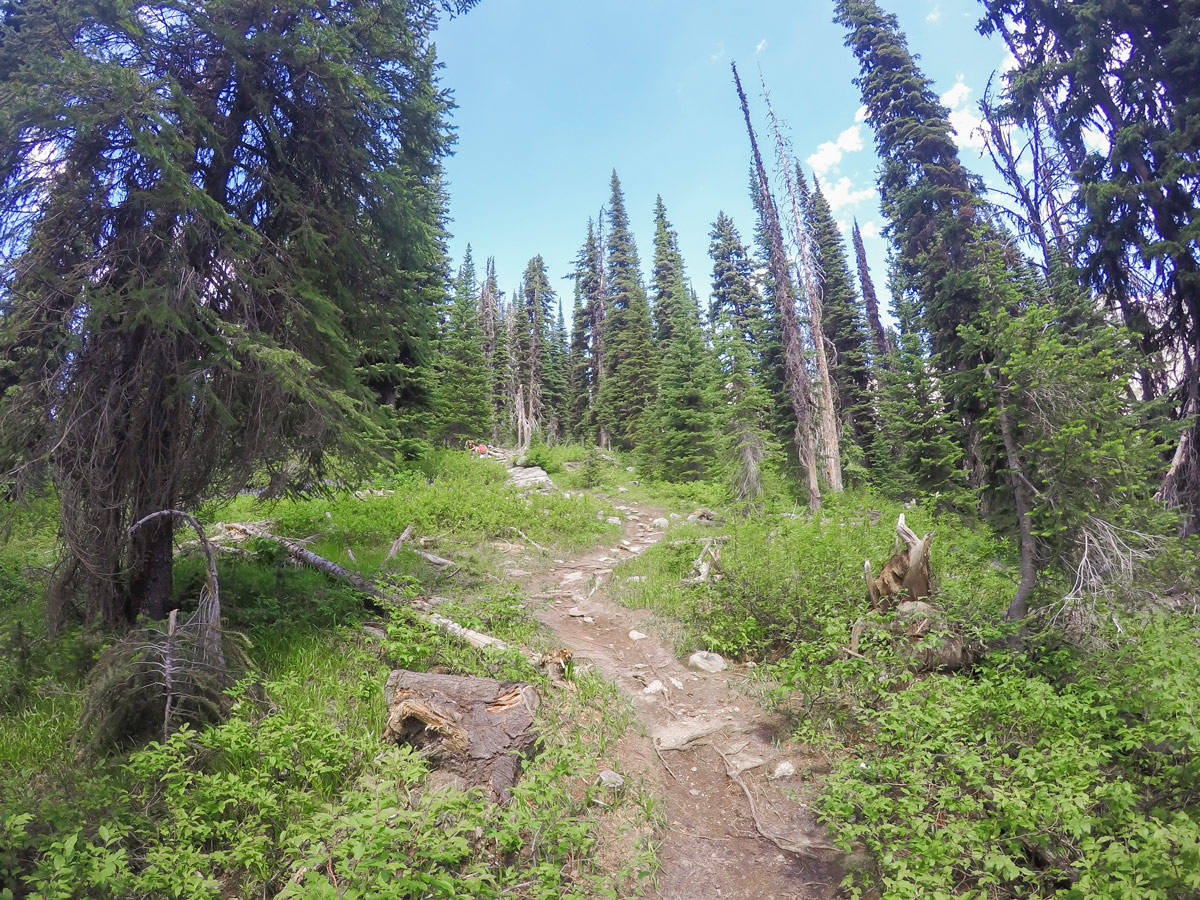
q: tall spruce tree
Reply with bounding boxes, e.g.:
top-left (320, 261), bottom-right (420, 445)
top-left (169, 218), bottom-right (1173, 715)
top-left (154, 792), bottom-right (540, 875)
top-left (651, 196), bottom-right (688, 346)
top-left (573, 219), bottom-right (608, 446)
top-left (478, 258), bottom-right (506, 442)
top-left (544, 302), bottom-right (569, 439)
top-left (595, 172), bottom-right (655, 450)
top-left (566, 284), bottom-right (592, 440)
top-left (852, 219), bottom-right (893, 365)
top-left (0, 0), bottom-right (455, 626)
top-left (435, 246), bottom-right (492, 444)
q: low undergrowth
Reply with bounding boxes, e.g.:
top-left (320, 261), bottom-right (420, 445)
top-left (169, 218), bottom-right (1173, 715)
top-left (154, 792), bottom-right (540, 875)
top-left (608, 485), bottom-right (1200, 899)
top-left (0, 450), bottom-right (653, 900)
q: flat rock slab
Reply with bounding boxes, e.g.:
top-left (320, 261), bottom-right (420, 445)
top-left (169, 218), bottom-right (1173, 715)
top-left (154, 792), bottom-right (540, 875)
top-left (506, 466), bottom-right (558, 492)
top-left (382, 669), bottom-right (541, 802)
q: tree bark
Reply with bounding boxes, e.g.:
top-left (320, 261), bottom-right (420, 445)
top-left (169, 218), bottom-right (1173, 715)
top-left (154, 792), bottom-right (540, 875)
top-left (128, 513), bottom-right (175, 621)
top-left (995, 376), bottom-right (1038, 621)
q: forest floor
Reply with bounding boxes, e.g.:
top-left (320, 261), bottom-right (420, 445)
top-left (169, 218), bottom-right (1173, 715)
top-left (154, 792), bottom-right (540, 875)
top-left (509, 491), bottom-right (846, 899)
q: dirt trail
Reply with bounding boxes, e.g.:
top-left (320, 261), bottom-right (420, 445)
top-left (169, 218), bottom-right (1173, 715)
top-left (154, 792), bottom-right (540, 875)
top-left (518, 495), bottom-right (845, 900)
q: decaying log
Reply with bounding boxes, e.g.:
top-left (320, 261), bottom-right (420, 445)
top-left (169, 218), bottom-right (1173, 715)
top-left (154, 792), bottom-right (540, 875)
top-left (221, 524), bottom-right (554, 668)
top-left (382, 670), bottom-right (541, 802)
top-left (864, 514), bottom-right (933, 611)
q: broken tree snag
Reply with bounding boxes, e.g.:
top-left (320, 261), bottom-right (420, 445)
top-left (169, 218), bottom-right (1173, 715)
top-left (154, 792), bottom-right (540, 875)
top-left (382, 670), bottom-right (541, 802)
top-left (864, 514), bottom-right (934, 612)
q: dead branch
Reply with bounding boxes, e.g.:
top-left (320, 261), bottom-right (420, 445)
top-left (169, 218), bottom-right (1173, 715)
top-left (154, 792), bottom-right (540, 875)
top-left (384, 524), bottom-right (414, 561)
top-left (223, 524), bottom-right (541, 667)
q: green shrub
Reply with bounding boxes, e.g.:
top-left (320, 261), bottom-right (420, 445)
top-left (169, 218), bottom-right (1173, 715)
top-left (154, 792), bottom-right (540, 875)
top-left (818, 619), bottom-right (1200, 899)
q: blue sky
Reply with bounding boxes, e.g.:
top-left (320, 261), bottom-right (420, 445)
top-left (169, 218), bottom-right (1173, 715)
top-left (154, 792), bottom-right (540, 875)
top-left (433, 0), bottom-right (1011, 319)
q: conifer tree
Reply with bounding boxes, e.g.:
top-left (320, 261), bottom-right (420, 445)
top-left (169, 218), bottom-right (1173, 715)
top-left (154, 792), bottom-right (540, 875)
top-left (980, 0), bottom-right (1200, 534)
top-left (643, 289), bottom-right (719, 482)
top-left (834, 0), bottom-right (988, 373)
top-left (544, 302), bottom-right (569, 439)
top-left (596, 172), bottom-right (656, 450)
top-left (0, 0), bottom-right (454, 626)
top-left (708, 213), bottom-right (768, 352)
top-left (477, 258), bottom-right (503, 442)
top-left (808, 175), bottom-right (873, 448)
top-left (566, 285), bottom-right (592, 440)
top-left (512, 257), bottom-right (556, 449)
top-left (852, 220), bottom-right (892, 365)
top-left (651, 196), bottom-right (688, 346)
top-left (434, 246), bottom-right (492, 444)
top-left (573, 219), bottom-right (608, 446)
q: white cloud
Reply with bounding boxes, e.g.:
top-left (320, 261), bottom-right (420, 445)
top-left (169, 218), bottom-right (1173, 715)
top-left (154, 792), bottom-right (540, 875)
top-left (824, 176), bottom-right (876, 211)
top-left (859, 221), bottom-right (881, 239)
top-left (1001, 50), bottom-right (1019, 73)
top-left (807, 125), bottom-right (864, 177)
top-left (836, 219), bottom-right (849, 235)
top-left (940, 78), bottom-right (985, 150)
top-left (940, 81), bottom-right (971, 111)
top-left (854, 105), bottom-right (869, 123)
top-left (756, 39), bottom-right (767, 54)
top-left (710, 42), bottom-right (725, 62)
top-left (926, 4), bottom-right (941, 22)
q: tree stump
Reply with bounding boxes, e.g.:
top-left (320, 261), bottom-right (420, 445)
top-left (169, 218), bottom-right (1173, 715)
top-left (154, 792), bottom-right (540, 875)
top-left (864, 513), bottom-right (934, 611)
top-left (382, 670), bottom-right (541, 802)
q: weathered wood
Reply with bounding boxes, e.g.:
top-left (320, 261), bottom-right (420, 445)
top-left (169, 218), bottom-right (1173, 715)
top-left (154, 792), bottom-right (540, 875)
top-left (384, 524), bottom-right (414, 561)
top-left (382, 670), bottom-right (541, 801)
top-left (864, 513), bottom-right (933, 611)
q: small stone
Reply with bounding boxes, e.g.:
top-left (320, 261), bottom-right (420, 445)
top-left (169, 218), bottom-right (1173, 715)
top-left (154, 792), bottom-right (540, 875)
top-left (563, 492), bottom-right (571, 499)
top-left (626, 466), bottom-right (635, 472)
top-left (651, 517), bottom-right (669, 529)
top-left (582, 616), bottom-right (595, 624)
top-left (629, 630), bottom-right (648, 641)
top-left (606, 516), bottom-right (621, 525)
top-left (561, 571), bottom-right (583, 583)
top-left (567, 607), bottom-right (585, 617)
top-left (617, 486), bottom-right (628, 493)
top-left (688, 651), bottom-right (727, 673)
top-left (627, 576), bottom-right (646, 583)
top-left (669, 513), bottom-right (682, 520)
top-left (621, 539), bottom-right (631, 546)
top-left (596, 769), bottom-right (625, 790)
top-left (642, 680), bottom-right (666, 694)
top-left (669, 677), bottom-right (684, 690)
top-left (770, 761), bottom-right (797, 780)
top-left (505, 568), bottom-right (531, 577)
top-left (689, 789), bottom-right (700, 796)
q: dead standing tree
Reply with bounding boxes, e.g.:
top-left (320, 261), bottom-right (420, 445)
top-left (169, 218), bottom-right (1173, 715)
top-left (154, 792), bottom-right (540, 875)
top-left (733, 61), bottom-right (821, 510)
top-left (761, 78), bottom-right (844, 493)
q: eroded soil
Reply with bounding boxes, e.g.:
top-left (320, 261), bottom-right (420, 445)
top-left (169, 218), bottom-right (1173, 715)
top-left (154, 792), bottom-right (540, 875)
top-left (511, 493), bottom-right (846, 899)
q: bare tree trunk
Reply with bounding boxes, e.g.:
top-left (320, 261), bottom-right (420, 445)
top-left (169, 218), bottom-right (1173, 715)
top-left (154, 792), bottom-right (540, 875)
top-left (762, 83), bottom-right (842, 492)
top-left (128, 513), bottom-right (174, 621)
top-left (733, 62), bottom-right (820, 509)
top-left (994, 375), bottom-right (1038, 621)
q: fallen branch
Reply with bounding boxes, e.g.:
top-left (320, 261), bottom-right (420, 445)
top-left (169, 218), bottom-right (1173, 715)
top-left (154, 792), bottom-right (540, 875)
top-left (384, 524), bottom-right (414, 561)
top-left (680, 539), bottom-right (724, 586)
top-left (510, 527), bottom-right (550, 552)
top-left (222, 524), bottom-right (542, 667)
top-left (414, 548), bottom-right (458, 570)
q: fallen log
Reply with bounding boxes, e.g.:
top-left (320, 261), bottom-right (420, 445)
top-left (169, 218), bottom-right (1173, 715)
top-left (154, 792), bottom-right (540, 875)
top-left (382, 669), bottom-right (540, 802)
top-left (220, 524), bottom-right (551, 668)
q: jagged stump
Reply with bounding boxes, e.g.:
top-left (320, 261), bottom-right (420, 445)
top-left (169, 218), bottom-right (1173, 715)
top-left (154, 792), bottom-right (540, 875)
top-left (382, 670), bottom-right (541, 802)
